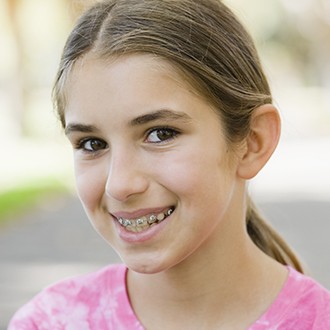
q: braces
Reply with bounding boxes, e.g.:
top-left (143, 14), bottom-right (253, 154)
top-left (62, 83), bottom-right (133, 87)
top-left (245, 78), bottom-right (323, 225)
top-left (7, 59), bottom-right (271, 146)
top-left (118, 207), bottom-right (174, 228)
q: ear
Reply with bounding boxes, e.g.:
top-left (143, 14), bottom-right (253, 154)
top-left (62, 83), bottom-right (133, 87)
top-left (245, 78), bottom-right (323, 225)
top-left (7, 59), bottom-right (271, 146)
top-left (237, 104), bottom-right (281, 180)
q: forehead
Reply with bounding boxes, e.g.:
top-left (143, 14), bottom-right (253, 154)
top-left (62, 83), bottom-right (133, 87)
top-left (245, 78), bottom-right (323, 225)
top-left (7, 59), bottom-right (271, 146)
top-left (64, 53), bottom-right (209, 122)
top-left (63, 52), bottom-right (229, 151)
top-left (66, 53), bottom-right (206, 100)
top-left (68, 53), bottom-right (190, 92)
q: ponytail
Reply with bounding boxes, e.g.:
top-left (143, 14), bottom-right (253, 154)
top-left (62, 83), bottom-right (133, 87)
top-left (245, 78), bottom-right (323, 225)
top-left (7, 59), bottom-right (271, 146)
top-left (246, 197), bottom-right (304, 273)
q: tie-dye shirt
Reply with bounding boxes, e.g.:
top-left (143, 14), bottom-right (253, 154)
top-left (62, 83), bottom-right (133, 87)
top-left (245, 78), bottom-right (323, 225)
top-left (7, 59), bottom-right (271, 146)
top-left (8, 264), bottom-right (330, 329)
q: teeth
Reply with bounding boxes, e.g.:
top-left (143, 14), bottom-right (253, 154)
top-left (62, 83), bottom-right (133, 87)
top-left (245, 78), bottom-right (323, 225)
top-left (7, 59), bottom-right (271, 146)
top-left (156, 213), bottom-right (165, 221)
top-left (167, 208), bottom-right (173, 216)
top-left (124, 219), bottom-right (132, 227)
top-left (136, 218), bottom-right (145, 226)
top-left (148, 214), bottom-right (157, 224)
top-left (117, 207), bottom-right (174, 231)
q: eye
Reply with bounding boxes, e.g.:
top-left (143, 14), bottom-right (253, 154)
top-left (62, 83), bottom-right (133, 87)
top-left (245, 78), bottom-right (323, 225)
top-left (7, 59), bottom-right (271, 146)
top-left (78, 138), bottom-right (108, 152)
top-left (145, 127), bottom-right (179, 143)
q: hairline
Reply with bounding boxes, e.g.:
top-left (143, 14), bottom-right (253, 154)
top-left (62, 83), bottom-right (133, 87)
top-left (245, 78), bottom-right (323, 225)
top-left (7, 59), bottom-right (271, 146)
top-left (56, 50), bottom-right (224, 128)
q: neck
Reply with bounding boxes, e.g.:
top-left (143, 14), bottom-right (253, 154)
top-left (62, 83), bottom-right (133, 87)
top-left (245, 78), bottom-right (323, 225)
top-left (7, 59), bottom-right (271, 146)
top-left (127, 219), bottom-right (287, 329)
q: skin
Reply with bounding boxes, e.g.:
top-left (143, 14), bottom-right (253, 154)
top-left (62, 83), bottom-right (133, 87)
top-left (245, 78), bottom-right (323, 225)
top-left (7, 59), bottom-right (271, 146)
top-left (65, 54), bottom-right (287, 329)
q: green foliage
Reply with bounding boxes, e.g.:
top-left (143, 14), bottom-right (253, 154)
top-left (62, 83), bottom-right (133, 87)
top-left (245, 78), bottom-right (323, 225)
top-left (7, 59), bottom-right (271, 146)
top-left (0, 180), bottom-right (68, 225)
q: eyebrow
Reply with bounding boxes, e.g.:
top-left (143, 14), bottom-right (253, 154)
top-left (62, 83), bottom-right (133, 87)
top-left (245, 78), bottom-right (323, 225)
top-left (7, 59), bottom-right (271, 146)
top-left (65, 123), bottom-right (99, 136)
top-left (130, 109), bottom-right (192, 126)
top-left (65, 109), bottom-right (192, 135)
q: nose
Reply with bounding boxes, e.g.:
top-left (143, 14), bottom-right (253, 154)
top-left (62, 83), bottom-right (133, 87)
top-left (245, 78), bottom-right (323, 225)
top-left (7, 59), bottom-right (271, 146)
top-left (105, 151), bottom-right (149, 202)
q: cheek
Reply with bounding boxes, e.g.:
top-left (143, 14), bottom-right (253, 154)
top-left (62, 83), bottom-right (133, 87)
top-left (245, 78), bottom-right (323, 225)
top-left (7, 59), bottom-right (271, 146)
top-left (74, 163), bottom-right (106, 212)
top-left (157, 149), bottom-right (231, 202)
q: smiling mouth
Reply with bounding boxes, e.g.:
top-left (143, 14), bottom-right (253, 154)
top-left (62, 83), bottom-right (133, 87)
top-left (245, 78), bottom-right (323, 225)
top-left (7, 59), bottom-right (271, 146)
top-left (115, 207), bottom-right (175, 233)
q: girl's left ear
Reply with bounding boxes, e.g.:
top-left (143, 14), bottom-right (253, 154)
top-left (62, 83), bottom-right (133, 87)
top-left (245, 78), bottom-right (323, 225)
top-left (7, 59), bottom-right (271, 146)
top-left (237, 104), bottom-right (281, 180)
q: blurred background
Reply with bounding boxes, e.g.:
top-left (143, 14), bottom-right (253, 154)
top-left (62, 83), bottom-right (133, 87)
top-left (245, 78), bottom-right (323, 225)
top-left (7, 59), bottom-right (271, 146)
top-left (0, 0), bottom-right (329, 328)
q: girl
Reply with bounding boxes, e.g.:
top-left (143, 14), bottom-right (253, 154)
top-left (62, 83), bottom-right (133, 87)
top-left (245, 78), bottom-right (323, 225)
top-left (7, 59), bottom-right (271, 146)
top-left (9, 0), bottom-right (330, 329)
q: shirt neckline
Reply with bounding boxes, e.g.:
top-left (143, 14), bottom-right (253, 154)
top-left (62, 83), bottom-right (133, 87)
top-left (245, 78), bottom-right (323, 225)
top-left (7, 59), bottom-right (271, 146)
top-left (250, 266), bottom-right (299, 327)
top-left (120, 265), bottom-right (300, 329)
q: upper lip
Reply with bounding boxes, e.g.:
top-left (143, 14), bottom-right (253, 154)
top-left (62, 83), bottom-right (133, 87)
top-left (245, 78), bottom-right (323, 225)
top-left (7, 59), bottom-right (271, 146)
top-left (111, 206), bottom-right (173, 220)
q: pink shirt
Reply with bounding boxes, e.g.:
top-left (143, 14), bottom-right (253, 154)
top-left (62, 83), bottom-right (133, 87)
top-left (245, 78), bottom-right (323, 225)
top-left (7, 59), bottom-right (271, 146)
top-left (8, 264), bottom-right (330, 329)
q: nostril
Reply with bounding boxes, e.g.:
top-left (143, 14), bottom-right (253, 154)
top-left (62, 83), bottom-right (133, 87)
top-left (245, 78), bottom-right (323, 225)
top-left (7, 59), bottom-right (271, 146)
top-left (105, 168), bottom-right (149, 202)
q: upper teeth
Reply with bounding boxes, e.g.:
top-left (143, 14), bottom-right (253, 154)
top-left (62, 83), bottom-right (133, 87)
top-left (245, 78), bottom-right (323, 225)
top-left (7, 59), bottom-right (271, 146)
top-left (117, 207), bottom-right (174, 228)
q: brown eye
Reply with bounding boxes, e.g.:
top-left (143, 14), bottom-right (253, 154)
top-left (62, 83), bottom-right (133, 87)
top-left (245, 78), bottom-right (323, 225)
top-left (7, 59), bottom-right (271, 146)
top-left (146, 128), bottom-right (179, 143)
top-left (81, 138), bottom-right (108, 151)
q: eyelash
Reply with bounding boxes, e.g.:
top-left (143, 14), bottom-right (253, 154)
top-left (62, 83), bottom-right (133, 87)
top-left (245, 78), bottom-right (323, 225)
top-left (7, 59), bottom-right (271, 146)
top-left (75, 137), bottom-right (108, 153)
top-left (74, 126), bottom-right (179, 153)
top-left (145, 126), bottom-right (180, 144)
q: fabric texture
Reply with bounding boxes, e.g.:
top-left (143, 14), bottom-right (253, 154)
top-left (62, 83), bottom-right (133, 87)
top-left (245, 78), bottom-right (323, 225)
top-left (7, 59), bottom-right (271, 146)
top-left (8, 264), bottom-right (143, 330)
top-left (249, 266), bottom-right (330, 329)
top-left (8, 264), bottom-right (330, 329)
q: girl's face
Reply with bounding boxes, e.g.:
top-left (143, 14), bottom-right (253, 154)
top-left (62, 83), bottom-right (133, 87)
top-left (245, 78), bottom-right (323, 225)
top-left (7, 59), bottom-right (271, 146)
top-left (65, 54), bottom-right (244, 274)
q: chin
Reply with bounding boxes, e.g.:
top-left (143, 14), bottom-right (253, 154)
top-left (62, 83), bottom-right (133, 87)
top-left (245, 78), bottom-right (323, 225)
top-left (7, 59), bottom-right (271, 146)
top-left (121, 255), bottom-right (176, 275)
top-left (125, 261), bottom-right (165, 275)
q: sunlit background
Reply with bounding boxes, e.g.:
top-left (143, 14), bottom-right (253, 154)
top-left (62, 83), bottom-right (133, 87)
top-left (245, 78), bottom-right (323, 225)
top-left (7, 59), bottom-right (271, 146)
top-left (0, 0), bottom-right (329, 328)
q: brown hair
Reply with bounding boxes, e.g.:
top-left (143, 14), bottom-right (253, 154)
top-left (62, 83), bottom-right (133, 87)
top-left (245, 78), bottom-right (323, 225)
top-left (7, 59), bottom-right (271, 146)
top-left (53, 0), bottom-right (303, 272)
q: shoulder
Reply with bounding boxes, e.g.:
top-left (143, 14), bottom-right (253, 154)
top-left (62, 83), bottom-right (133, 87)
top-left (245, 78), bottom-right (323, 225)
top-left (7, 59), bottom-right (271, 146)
top-left (253, 267), bottom-right (330, 329)
top-left (288, 268), bottom-right (330, 327)
top-left (8, 264), bottom-right (134, 330)
top-left (28, 263), bottom-right (126, 305)
top-left (286, 268), bottom-right (330, 310)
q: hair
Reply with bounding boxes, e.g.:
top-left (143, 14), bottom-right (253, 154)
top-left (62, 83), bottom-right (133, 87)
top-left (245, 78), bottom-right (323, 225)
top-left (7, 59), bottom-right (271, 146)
top-left (53, 0), bottom-right (303, 272)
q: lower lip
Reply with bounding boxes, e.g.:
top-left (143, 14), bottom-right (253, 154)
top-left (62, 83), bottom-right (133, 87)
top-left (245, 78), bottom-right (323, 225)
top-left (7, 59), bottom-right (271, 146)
top-left (114, 214), bottom-right (172, 244)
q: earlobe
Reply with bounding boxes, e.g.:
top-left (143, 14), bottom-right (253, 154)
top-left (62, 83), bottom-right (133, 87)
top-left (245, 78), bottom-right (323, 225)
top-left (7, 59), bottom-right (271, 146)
top-left (237, 104), bottom-right (281, 180)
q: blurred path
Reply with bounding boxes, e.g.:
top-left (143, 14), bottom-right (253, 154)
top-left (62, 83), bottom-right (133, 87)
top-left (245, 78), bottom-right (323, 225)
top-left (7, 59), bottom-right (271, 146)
top-left (0, 196), bottom-right (330, 329)
top-left (0, 196), bottom-right (120, 329)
